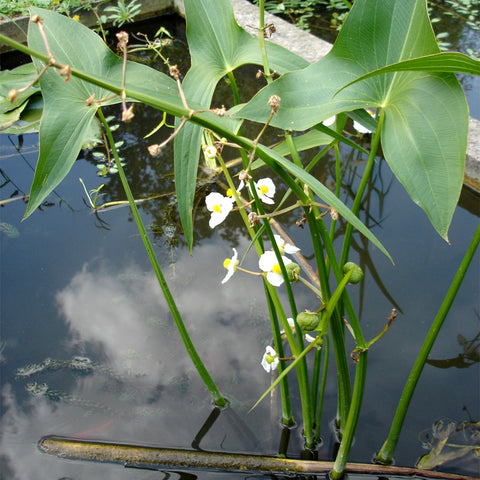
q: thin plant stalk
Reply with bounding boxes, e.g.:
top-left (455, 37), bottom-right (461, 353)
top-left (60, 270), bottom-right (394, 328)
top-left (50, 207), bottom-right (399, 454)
top-left (340, 110), bottom-right (385, 268)
top-left (97, 107), bottom-right (227, 408)
top-left (304, 209), bottom-right (352, 431)
top-left (216, 153), bottom-right (294, 425)
top-left (376, 221), bottom-right (480, 464)
top-left (257, 0), bottom-right (272, 83)
top-left (265, 282), bottom-right (315, 449)
top-left (315, 334), bottom-right (329, 443)
top-left (331, 352), bottom-right (368, 479)
top-left (265, 285), bottom-right (294, 426)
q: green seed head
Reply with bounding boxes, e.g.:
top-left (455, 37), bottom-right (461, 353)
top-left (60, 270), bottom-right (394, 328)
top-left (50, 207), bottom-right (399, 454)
top-left (343, 261), bottom-right (364, 284)
top-left (286, 262), bottom-right (301, 283)
top-left (296, 310), bottom-right (320, 332)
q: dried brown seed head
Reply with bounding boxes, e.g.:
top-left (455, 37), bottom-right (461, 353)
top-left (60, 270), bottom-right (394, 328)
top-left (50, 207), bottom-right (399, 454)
top-left (59, 64), bottom-right (71, 82)
top-left (239, 170), bottom-right (251, 182)
top-left (122, 104), bottom-right (135, 123)
top-left (268, 94), bottom-right (281, 114)
top-left (116, 31), bottom-right (129, 49)
top-left (169, 65), bottom-right (181, 80)
top-left (212, 105), bottom-right (227, 117)
top-left (248, 212), bottom-right (259, 228)
top-left (148, 144), bottom-right (162, 157)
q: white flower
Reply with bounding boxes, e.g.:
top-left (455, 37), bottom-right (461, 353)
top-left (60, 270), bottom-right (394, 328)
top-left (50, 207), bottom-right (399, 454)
top-left (253, 177), bottom-right (276, 204)
top-left (202, 145), bottom-right (218, 169)
top-left (274, 234), bottom-right (300, 255)
top-left (261, 345), bottom-right (279, 372)
top-left (221, 248), bottom-right (239, 284)
top-left (353, 111), bottom-right (375, 134)
top-left (259, 250), bottom-right (292, 287)
top-left (203, 145), bottom-right (217, 159)
top-left (323, 116), bottom-right (336, 126)
top-left (205, 192), bottom-right (234, 228)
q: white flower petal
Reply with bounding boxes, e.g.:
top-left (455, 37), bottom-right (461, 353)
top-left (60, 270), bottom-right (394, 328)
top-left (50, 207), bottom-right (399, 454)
top-left (255, 177), bottom-right (276, 204)
top-left (284, 244), bottom-right (301, 254)
top-left (258, 250), bottom-right (277, 272)
top-left (353, 120), bottom-right (372, 134)
top-left (266, 271), bottom-right (284, 286)
top-left (205, 192), bottom-right (222, 209)
top-left (261, 346), bottom-right (279, 372)
top-left (323, 116), bottom-right (336, 126)
top-left (274, 234), bottom-right (300, 254)
top-left (206, 192), bottom-right (233, 229)
top-left (221, 248), bottom-right (238, 284)
top-left (305, 333), bottom-right (316, 343)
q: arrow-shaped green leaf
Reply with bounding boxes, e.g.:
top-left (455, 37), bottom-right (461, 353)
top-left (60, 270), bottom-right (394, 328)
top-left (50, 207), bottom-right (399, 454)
top-left (25, 7), bottom-right (180, 219)
top-left (236, 0), bottom-right (469, 241)
top-left (175, 0), bottom-right (309, 251)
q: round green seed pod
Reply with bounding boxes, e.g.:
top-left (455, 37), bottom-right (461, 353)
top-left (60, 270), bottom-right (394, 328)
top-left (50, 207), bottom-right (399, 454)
top-left (286, 262), bottom-right (301, 283)
top-left (343, 262), bottom-right (364, 284)
top-left (296, 311), bottom-right (320, 332)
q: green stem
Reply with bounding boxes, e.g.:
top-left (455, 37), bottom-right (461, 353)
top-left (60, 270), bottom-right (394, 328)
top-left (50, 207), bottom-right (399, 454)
top-left (315, 334), bottom-right (329, 443)
top-left (227, 70), bottom-right (240, 106)
top-left (265, 283), bottom-right (315, 449)
top-left (329, 142), bottom-right (341, 243)
top-left (257, 0), bottom-right (272, 83)
top-left (331, 351), bottom-right (368, 479)
top-left (265, 285), bottom-right (294, 426)
top-left (97, 108), bottom-right (227, 408)
top-left (216, 153), bottom-right (293, 425)
top-left (340, 110), bottom-right (384, 268)
top-left (305, 211), bottom-right (352, 431)
top-left (376, 221), bottom-right (480, 464)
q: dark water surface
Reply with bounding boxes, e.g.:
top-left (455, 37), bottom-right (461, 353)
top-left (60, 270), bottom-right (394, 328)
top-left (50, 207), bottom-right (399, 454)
top-left (1, 13), bottom-right (479, 480)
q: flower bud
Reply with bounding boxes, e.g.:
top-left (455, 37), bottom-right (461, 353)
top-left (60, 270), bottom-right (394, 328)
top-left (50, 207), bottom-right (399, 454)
top-left (296, 311), bottom-right (320, 332)
top-left (286, 262), bottom-right (300, 283)
top-left (343, 262), bottom-right (364, 284)
top-left (248, 211), bottom-right (259, 227)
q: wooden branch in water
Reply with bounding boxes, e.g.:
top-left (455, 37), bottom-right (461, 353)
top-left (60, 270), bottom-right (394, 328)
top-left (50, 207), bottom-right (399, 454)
top-left (39, 436), bottom-right (477, 480)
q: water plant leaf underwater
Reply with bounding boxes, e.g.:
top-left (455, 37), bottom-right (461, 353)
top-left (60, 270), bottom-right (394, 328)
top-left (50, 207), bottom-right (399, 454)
top-left (236, 0), bottom-right (470, 241)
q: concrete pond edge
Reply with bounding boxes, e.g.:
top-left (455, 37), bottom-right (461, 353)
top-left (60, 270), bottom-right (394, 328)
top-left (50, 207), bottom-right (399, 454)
top-left (1, 0), bottom-right (479, 193)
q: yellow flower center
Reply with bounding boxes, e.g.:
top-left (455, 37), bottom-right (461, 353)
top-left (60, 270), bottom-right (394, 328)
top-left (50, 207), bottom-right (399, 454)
top-left (226, 188), bottom-right (234, 197)
top-left (272, 263), bottom-right (282, 274)
top-left (213, 204), bottom-right (222, 213)
top-left (260, 185), bottom-right (269, 195)
top-left (266, 354), bottom-right (275, 364)
top-left (223, 258), bottom-right (231, 269)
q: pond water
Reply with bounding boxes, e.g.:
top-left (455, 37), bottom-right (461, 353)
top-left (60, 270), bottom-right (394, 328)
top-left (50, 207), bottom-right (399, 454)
top-left (1, 12), bottom-right (479, 480)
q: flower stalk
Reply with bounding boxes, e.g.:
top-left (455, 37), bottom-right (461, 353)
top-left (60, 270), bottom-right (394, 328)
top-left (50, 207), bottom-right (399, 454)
top-left (97, 107), bottom-right (227, 408)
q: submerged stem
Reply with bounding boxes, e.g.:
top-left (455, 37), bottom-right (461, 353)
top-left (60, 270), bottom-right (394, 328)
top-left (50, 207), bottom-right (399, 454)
top-left (97, 107), bottom-right (227, 408)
